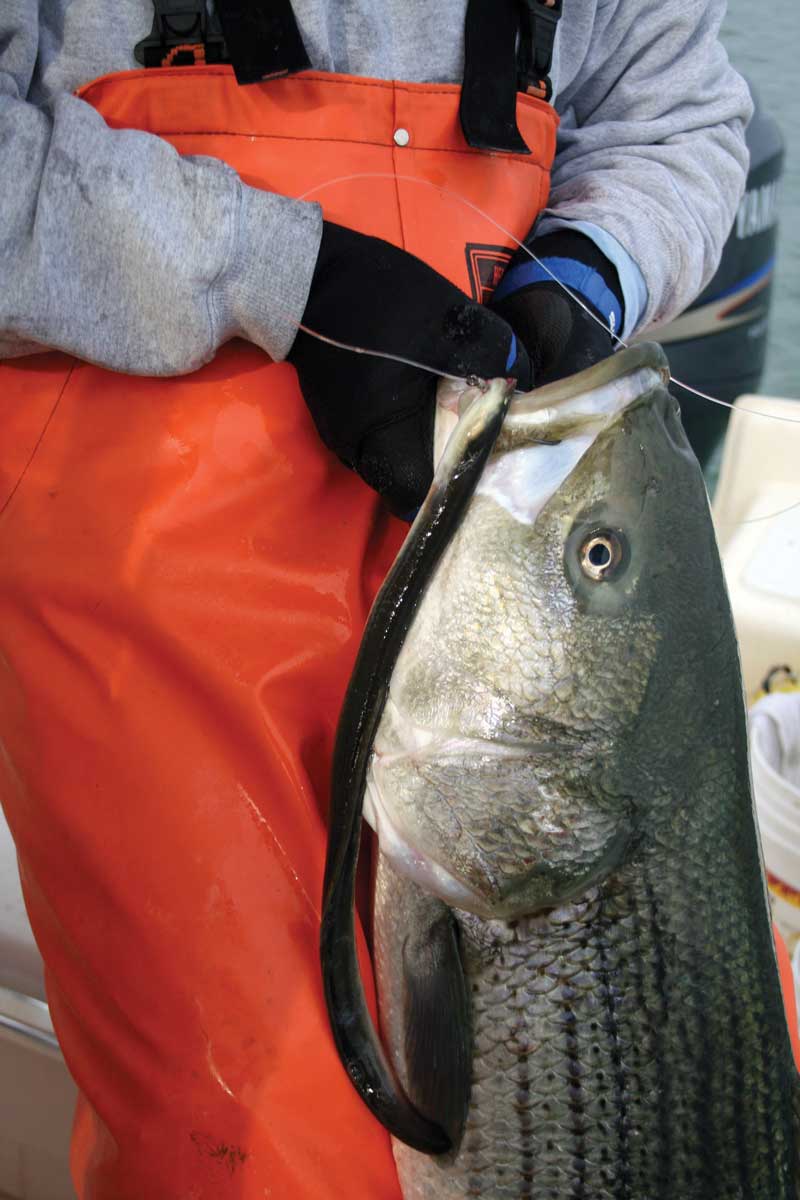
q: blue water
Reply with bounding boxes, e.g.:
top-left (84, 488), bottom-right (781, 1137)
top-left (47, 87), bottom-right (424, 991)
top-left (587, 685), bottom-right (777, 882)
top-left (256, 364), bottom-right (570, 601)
top-left (722, 0), bottom-right (799, 399)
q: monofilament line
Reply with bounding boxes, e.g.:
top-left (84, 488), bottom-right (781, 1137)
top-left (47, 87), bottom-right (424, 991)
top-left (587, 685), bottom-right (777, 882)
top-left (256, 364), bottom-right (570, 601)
top-left (300, 172), bottom-right (800, 426)
top-left (294, 321), bottom-right (465, 382)
top-left (295, 171), bottom-right (800, 523)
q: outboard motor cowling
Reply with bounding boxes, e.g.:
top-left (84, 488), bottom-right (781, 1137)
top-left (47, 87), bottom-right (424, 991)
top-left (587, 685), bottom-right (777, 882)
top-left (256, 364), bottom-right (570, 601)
top-left (648, 81), bottom-right (784, 466)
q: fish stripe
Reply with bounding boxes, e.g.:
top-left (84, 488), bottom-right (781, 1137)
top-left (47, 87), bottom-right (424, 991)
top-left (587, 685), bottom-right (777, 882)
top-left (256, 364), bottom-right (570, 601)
top-left (516, 983), bottom-right (535, 1199)
top-left (626, 883), bottom-right (654, 1196)
top-left (690, 912), bottom-right (716, 1193)
top-left (641, 873), bottom-right (672, 1200)
top-left (725, 972), bottom-right (752, 1194)
top-left (563, 994), bottom-right (587, 1199)
top-left (758, 986), bottom-right (783, 1198)
top-left (596, 909), bottom-right (632, 1200)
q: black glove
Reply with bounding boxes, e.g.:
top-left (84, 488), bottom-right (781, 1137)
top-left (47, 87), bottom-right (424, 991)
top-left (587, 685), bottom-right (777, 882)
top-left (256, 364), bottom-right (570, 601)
top-left (490, 230), bottom-right (623, 386)
top-left (287, 222), bottom-right (531, 516)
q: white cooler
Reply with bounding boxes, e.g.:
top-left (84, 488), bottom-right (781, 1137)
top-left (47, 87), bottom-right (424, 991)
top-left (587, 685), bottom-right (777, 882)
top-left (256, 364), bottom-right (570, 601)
top-left (713, 392), bottom-right (800, 698)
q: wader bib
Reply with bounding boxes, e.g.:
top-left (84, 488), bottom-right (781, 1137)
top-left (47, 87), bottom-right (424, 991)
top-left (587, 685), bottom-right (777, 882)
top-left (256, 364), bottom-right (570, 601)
top-left (0, 67), bottom-right (559, 1198)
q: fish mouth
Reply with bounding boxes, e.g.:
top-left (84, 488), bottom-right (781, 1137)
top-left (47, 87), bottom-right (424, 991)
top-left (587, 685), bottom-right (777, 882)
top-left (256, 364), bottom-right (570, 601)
top-left (437, 345), bottom-right (670, 528)
top-left (478, 360), bottom-right (668, 526)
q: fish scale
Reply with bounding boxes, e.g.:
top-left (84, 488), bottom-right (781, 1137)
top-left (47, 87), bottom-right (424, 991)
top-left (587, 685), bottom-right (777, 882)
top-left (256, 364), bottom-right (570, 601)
top-left (376, 835), bottom-right (797, 1199)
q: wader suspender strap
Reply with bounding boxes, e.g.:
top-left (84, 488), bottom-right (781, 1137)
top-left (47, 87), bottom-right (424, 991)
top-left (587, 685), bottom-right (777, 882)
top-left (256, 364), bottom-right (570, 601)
top-left (213, 0), bottom-right (310, 84)
top-left (134, 0), bottom-right (310, 81)
top-left (134, 1), bottom-right (559, 153)
top-left (460, 0), bottom-right (562, 154)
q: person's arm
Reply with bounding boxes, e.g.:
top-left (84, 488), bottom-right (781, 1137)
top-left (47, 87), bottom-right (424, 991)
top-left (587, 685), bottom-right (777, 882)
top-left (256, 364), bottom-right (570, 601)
top-left (0, 4), bottom-right (321, 373)
top-left (535, 0), bottom-right (753, 335)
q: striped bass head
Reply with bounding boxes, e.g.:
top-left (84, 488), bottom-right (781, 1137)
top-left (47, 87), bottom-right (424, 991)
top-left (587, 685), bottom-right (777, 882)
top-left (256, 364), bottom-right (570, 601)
top-left (363, 343), bottom-right (712, 920)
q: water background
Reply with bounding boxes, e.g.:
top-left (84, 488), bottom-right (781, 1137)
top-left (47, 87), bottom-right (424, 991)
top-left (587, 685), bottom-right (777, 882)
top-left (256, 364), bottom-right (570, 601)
top-left (721, 0), bottom-right (799, 399)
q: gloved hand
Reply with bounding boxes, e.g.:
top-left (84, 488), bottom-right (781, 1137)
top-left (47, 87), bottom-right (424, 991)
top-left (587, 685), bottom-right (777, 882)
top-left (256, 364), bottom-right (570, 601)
top-left (287, 222), bottom-right (530, 516)
top-left (490, 230), bottom-right (624, 386)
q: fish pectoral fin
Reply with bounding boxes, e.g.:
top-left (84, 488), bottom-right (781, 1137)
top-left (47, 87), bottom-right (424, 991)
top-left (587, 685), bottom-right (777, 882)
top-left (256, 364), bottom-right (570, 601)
top-left (402, 910), bottom-right (472, 1152)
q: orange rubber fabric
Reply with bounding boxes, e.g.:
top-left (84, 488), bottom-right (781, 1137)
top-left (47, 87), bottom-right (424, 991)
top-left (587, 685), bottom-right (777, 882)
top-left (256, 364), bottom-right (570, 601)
top-left (775, 927), bottom-right (800, 1071)
top-left (0, 69), bottom-right (557, 1199)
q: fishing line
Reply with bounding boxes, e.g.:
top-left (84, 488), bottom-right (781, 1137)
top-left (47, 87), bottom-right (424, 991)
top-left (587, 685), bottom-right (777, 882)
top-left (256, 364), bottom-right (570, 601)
top-left (294, 171), bottom-right (800, 522)
top-left (300, 171), bottom-right (800, 424)
top-left (293, 302), bottom-right (800, 527)
top-left (293, 319), bottom-right (465, 382)
top-left (720, 500), bottom-right (800, 526)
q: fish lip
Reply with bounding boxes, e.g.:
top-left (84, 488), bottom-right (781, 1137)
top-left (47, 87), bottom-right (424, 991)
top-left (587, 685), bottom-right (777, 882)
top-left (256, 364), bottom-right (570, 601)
top-left (506, 342), bottom-right (669, 417)
top-left (474, 355), bottom-right (670, 529)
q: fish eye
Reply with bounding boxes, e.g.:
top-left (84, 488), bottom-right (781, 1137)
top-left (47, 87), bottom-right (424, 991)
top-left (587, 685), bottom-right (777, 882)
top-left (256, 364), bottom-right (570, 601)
top-left (579, 530), bottom-right (626, 581)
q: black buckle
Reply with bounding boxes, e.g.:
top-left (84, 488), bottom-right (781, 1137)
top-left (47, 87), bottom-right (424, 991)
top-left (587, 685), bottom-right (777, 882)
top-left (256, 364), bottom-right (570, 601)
top-left (517, 0), bottom-right (562, 99)
top-left (134, 2), bottom-right (228, 69)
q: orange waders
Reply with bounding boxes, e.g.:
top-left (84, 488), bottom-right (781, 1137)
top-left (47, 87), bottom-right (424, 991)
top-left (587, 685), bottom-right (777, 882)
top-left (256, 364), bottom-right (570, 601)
top-left (0, 68), bottom-right (558, 1198)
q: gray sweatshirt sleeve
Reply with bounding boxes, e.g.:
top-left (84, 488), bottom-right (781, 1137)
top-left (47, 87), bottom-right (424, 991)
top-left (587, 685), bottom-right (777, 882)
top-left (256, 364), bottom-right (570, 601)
top-left (0, 5), bottom-right (322, 373)
top-left (537, 0), bottom-right (753, 332)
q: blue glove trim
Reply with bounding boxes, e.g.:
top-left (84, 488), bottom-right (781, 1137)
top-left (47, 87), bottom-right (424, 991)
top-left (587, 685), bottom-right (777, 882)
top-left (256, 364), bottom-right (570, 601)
top-left (493, 256), bottom-right (623, 338)
top-left (505, 332), bottom-right (518, 373)
top-left (534, 219), bottom-right (648, 340)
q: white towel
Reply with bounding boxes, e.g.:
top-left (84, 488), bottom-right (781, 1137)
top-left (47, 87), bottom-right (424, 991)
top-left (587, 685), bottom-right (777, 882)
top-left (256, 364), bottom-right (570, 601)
top-left (750, 692), bottom-right (800, 791)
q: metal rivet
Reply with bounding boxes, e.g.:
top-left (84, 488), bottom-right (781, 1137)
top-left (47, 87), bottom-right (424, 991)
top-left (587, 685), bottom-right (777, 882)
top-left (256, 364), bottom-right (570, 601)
top-left (393, 128), bottom-right (410, 147)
